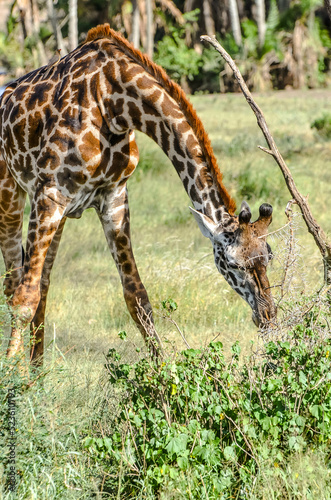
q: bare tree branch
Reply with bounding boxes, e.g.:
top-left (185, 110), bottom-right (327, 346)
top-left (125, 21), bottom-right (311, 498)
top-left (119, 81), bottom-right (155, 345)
top-left (200, 35), bottom-right (331, 289)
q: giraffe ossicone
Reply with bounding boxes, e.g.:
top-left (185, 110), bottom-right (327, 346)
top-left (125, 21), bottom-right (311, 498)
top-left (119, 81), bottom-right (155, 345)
top-left (0, 23), bottom-right (276, 364)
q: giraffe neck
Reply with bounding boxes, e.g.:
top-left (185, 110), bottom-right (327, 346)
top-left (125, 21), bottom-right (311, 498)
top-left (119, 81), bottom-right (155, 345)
top-left (99, 55), bottom-right (233, 222)
top-left (83, 29), bottom-right (236, 223)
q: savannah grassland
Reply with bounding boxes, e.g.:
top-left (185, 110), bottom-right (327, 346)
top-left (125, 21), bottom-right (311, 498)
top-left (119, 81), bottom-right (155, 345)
top-left (0, 89), bottom-right (331, 499)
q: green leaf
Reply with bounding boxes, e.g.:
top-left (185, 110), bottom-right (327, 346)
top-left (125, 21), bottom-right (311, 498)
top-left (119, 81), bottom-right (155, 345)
top-left (177, 456), bottom-right (188, 470)
top-left (296, 415), bottom-right (306, 427)
top-left (231, 341), bottom-right (241, 356)
top-left (133, 415), bottom-right (142, 426)
top-left (188, 420), bottom-right (199, 433)
top-left (299, 370), bottom-right (307, 385)
top-left (310, 404), bottom-right (322, 418)
top-left (161, 298), bottom-right (178, 313)
top-left (224, 446), bottom-right (236, 460)
top-left (103, 437), bottom-right (112, 452)
top-left (165, 433), bottom-right (188, 456)
top-left (83, 437), bottom-right (95, 448)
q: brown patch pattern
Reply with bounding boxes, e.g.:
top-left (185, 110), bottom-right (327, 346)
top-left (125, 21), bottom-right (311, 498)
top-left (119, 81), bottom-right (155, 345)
top-left (85, 24), bottom-right (236, 214)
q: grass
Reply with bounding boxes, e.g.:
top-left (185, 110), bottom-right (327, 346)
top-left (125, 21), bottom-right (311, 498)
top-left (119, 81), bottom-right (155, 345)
top-left (0, 89), bottom-right (331, 498)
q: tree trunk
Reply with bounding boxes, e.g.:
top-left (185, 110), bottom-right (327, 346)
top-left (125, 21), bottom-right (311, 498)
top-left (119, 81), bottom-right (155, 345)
top-left (184, 0), bottom-right (196, 44)
top-left (46, 0), bottom-right (67, 54)
top-left (292, 21), bottom-right (305, 89)
top-left (278, 0), bottom-right (291, 12)
top-left (132, 0), bottom-right (140, 48)
top-left (139, 0), bottom-right (147, 51)
top-left (68, 0), bottom-right (78, 51)
top-left (17, 0), bottom-right (32, 37)
top-left (203, 0), bottom-right (215, 36)
top-left (255, 0), bottom-right (266, 48)
top-left (324, 0), bottom-right (331, 21)
top-left (17, 0), bottom-right (47, 66)
top-left (121, 1), bottom-right (132, 38)
top-left (146, 0), bottom-right (153, 58)
top-left (228, 0), bottom-right (242, 46)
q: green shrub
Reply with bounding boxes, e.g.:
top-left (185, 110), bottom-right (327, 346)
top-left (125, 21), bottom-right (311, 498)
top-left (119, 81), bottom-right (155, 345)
top-left (154, 11), bottom-right (202, 84)
top-left (84, 298), bottom-right (331, 498)
top-left (311, 114), bottom-right (331, 139)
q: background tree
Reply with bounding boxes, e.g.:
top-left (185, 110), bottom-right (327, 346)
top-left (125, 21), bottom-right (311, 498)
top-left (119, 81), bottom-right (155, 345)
top-left (325, 0), bottom-right (331, 20)
top-left (146, 0), bottom-right (154, 58)
top-left (68, 0), bottom-right (78, 51)
top-left (0, 0), bottom-right (330, 93)
top-left (255, 0), bottom-right (266, 47)
top-left (131, 0), bottom-right (140, 47)
top-left (229, 0), bottom-right (242, 45)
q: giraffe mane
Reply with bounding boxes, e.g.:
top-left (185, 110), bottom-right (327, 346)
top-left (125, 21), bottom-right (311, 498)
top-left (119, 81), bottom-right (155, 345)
top-left (85, 24), bottom-right (237, 215)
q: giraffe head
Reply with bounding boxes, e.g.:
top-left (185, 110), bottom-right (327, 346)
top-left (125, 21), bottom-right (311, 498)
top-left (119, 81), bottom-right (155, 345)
top-left (190, 202), bottom-right (276, 327)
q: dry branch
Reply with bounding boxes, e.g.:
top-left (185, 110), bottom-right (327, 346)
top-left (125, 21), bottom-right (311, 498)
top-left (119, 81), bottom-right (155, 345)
top-left (201, 35), bottom-right (331, 289)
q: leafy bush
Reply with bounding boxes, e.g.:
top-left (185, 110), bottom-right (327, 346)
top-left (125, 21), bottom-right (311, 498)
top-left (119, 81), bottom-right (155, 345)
top-left (84, 297), bottom-right (331, 498)
top-left (311, 114), bottom-right (331, 139)
top-left (154, 11), bottom-right (202, 85)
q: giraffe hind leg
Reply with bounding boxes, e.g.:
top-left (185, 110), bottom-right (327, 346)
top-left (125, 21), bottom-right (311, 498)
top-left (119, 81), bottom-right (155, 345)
top-left (0, 157), bottom-right (26, 354)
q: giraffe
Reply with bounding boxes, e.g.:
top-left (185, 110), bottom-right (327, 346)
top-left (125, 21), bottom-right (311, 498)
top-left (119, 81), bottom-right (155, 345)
top-left (0, 23), bottom-right (276, 365)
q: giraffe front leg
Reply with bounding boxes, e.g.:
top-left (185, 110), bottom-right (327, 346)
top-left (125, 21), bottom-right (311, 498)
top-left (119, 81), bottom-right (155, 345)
top-left (30, 216), bottom-right (67, 366)
top-left (7, 185), bottom-right (68, 360)
top-left (97, 185), bottom-right (162, 358)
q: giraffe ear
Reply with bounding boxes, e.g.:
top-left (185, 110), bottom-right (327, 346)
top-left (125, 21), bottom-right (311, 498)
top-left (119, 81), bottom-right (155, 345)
top-left (189, 207), bottom-right (218, 239)
top-left (255, 203), bottom-right (273, 235)
top-left (238, 201), bottom-right (252, 226)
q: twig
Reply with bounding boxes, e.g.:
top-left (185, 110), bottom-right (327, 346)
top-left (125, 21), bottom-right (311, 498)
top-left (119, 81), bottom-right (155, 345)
top-left (257, 220), bottom-right (292, 239)
top-left (224, 413), bottom-right (259, 465)
top-left (163, 315), bottom-right (191, 349)
top-left (135, 298), bottom-right (164, 356)
top-left (200, 34), bottom-right (331, 289)
top-left (280, 200), bottom-right (296, 299)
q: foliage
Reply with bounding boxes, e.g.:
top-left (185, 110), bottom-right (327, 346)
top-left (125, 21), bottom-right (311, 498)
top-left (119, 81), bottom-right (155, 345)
top-left (311, 113), bottom-right (331, 139)
top-left (234, 0), bottom-right (331, 91)
top-left (84, 297), bottom-right (331, 497)
top-left (0, 27), bottom-right (32, 75)
top-left (154, 10), bottom-right (202, 84)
